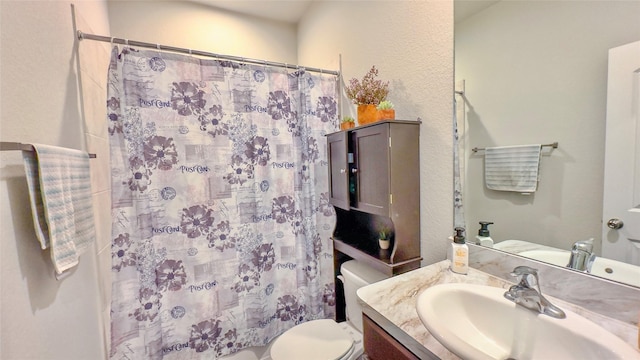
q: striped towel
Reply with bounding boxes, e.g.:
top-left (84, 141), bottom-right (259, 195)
top-left (22, 144), bottom-right (95, 274)
top-left (484, 144), bottom-right (542, 193)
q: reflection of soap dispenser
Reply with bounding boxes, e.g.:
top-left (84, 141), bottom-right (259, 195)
top-left (476, 221), bottom-right (494, 248)
top-left (451, 227), bottom-right (468, 275)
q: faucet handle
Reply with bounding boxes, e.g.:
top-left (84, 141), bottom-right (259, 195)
top-left (510, 266), bottom-right (540, 290)
top-left (511, 265), bottom-right (538, 277)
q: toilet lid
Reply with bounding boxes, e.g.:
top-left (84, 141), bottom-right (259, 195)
top-left (270, 319), bottom-right (354, 360)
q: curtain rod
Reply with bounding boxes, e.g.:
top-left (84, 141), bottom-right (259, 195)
top-left (77, 30), bottom-right (339, 76)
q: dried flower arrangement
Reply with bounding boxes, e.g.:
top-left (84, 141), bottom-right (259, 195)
top-left (345, 66), bottom-right (390, 105)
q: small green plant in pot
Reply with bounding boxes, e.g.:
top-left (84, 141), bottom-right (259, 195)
top-left (378, 225), bottom-right (392, 250)
top-left (340, 116), bottom-right (355, 130)
top-left (376, 100), bottom-right (395, 121)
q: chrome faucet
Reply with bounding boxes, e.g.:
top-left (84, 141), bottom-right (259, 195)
top-left (504, 266), bottom-right (566, 319)
top-left (567, 238), bottom-right (595, 272)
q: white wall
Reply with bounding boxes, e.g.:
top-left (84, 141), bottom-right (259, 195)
top-left (0, 1), bottom-right (110, 359)
top-left (107, 1), bottom-right (299, 64)
top-left (297, 1), bottom-right (454, 265)
top-left (0, 1), bottom-right (453, 358)
top-left (456, 1), bottom-right (640, 253)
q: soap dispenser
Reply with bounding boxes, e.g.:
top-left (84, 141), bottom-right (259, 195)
top-left (450, 227), bottom-right (469, 275)
top-left (476, 221), bottom-right (494, 247)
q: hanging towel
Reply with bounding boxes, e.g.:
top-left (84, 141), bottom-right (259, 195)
top-left (484, 144), bottom-right (542, 193)
top-left (22, 144), bottom-right (96, 274)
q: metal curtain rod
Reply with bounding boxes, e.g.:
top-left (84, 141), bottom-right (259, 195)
top-left (0, 142), bottom-right (97, 158)
top-left (472, 142), bottom-right (558, 153)
top-left (77, 30), bottom-right (339, 76)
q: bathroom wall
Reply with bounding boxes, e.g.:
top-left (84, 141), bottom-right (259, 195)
top-left (0, 1), bottom-right (453, 358)
top-left (297, 1), bottom-right (455, 267)
top-left (0, 1), bottom-right (110, 359)
top-left (456, 1), bottom-right (640, 252)
top-left (107, 1), bottom-right (299, 64)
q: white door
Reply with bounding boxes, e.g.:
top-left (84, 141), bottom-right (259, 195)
top-left (602, 40), bottom-right (640, 266)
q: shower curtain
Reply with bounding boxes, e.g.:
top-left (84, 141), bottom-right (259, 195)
top-left (454, 96), bottom-right (466, 230)
top-left (106, 46), bottom-right (339, 359)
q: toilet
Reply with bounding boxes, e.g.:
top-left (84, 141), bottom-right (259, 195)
top-left (220, 260), bottom-right (388, 360)
top-left (267, 260), bottom-right (388, 360)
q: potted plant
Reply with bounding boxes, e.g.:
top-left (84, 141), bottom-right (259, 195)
top-left (376, 100), bottom-right (395, 121)
top-left (378, 225), bottom-right (392, 250)
top-left (340, 116), bottom-right (356, 130)
top-left (345, 66), bottom-right (390, 126)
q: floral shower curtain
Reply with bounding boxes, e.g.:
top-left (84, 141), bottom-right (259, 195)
top-left (454, 96), bottom-right (466, 230)
top-left (106, 46), bottom-right (339, 359)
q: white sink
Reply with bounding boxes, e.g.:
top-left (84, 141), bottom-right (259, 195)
top-left (416, 283), bottom-right (639, 360)
top-left (519, 249), bottom-right (640, 287)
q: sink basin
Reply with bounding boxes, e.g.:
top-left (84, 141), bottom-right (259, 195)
top-left (519, 249), bottom-right (640, 287)
top-left (416, 283), bottom-right (639, 360)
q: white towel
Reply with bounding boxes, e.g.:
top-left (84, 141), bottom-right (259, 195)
top-left (22, 144), bottom-right (96, 274)
top-left (484, 144), bottom-right (542, 193)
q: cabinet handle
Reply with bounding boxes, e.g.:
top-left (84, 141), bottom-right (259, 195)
top-left (340, 168), bottom-right (346, 174)
top-left (351, 168), bottom-right (358, 174)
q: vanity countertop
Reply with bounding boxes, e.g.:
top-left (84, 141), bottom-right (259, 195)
top-left (356, 260), bottom-right (640, 359)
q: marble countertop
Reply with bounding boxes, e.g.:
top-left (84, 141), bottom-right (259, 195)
top-left (357, 260), bottom-right (640, 359)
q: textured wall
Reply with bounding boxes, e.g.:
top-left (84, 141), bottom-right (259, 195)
top-left (107, 1), bottom-right (299, 65)
top-left (298, 1), bottom-right (455, 265)
top-left (0, 1), bottom-right (110, 359)
top-left (456, 1), bottom-right (640, 253)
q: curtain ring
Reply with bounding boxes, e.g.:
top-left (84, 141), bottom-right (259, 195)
top-left (125, 39), bottom-right (129, 46)
top-left (110, 37), bottom-right (114, 45)
top-left (155, 43), bottom-right (163, 59)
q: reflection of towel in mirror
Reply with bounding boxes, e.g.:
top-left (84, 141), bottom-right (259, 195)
top-left (22, 144), bottom-right (95, 274)
top-left (484, 144), bottom-right (542, 193)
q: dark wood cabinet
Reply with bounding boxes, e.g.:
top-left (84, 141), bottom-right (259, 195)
top-left (328, 131), bottom-right (349, 210)
top-left (350, 124), bottom-right (390, 215)
top-left (327, 120), bottom-right (421, 277)
top-left (363, 314), bottom-right (420, 360)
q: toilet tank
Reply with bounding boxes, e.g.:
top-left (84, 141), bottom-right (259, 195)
top-left (340, 260), bottom-right (389, 333)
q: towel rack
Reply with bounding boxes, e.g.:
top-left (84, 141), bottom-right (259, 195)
top-left (472, 142), bottom-right (558, 153)
top-left (0, 142), bottom-right (97, 158)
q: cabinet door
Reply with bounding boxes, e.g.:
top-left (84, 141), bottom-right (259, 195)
top-left (353, 124), bottom-right (390, 216)
top-left (363, 314), bottom-right (420, 360)
top-left (327, 131), bottom-right (349, 210)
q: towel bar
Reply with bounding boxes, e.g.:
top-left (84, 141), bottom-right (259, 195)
top-left (472, 142), bottom-right (558, 153)
top-left (0, 142), bottom-right (96, 158)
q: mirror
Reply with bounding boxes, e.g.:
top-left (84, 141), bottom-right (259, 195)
top-left (454, 0), bottom-right (640, 287)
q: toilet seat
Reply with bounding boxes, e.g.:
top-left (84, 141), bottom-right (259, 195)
top-left (270, 319), bottom-right (355, 360)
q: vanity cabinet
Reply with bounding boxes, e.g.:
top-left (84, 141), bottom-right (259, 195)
top-left (327, 120), bottom-right (421, 277)
top-left (363, 314), bottom-right (420, 360)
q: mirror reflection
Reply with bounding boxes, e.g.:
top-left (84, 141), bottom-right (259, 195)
top-left (454, 0), bottom-right (640, 287)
